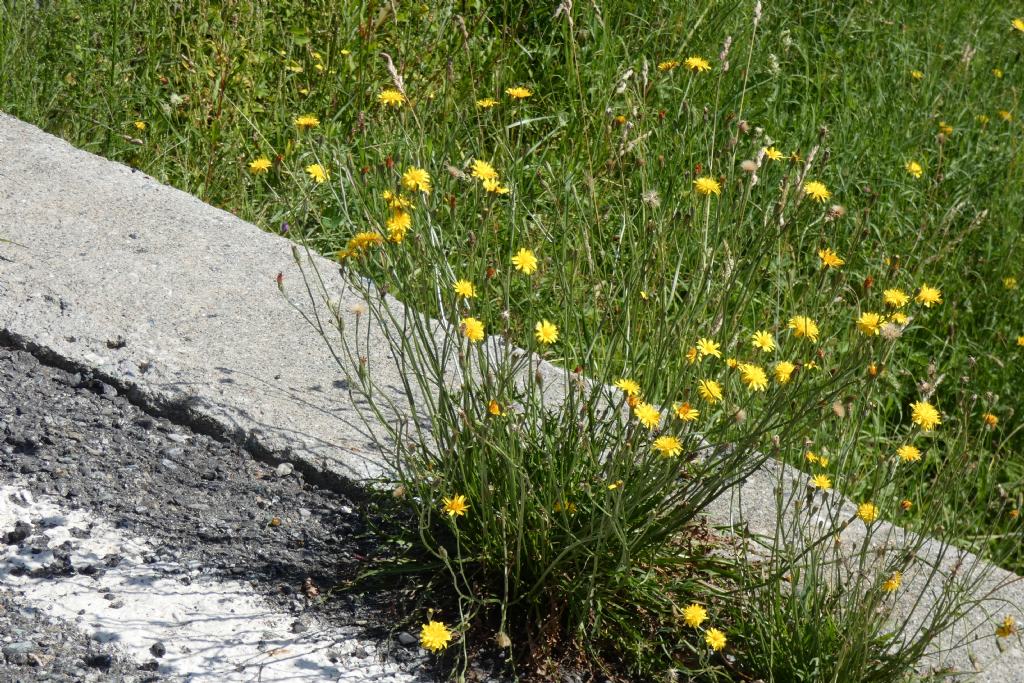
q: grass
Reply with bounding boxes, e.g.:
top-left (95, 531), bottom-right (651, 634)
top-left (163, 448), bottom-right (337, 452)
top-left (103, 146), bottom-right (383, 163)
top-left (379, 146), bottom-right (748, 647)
top-left (3, 0), bottom-right (1023, 679)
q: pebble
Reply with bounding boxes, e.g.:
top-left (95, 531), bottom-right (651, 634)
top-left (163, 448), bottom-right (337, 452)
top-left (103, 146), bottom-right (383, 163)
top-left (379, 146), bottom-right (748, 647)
top-left (397, 632), bottom-right (417, 647)
top-left (275, 463), bottom-right (294, 477)
top-left (150, 641), bottom-right (166, 658)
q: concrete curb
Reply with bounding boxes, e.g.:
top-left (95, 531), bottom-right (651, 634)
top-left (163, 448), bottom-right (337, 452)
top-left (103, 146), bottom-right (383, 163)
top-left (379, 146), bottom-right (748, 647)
top-left (1, 113), bottom-right (1020, 681)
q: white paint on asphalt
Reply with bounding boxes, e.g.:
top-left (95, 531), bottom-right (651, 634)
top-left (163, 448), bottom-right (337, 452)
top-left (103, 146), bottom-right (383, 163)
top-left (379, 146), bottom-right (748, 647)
top-left (0, 485), bottom-right (419, 681)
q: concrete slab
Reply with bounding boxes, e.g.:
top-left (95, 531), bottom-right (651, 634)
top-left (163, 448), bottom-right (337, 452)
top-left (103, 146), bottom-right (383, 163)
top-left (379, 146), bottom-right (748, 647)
top-left (1, 113), bottom-right (1020, 680)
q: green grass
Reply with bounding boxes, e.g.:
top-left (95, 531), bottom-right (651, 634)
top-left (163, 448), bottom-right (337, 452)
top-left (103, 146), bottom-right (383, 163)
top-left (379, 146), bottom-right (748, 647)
top-left (3, 0), bottom-right (1023, 678)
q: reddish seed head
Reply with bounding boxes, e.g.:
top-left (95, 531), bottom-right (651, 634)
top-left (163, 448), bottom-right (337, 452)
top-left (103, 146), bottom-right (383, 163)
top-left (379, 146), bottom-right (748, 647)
top-left (385, 155), bottom-right (394, 170)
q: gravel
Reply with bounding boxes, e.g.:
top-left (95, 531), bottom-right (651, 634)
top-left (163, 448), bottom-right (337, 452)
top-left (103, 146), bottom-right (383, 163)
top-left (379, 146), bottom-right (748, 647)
top-left (0, 345), bottom-right (437, 681)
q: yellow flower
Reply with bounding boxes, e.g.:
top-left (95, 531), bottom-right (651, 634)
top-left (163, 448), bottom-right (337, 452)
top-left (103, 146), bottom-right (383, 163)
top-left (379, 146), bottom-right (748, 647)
top-left (763, 146), bottom-right (783, 161)
top-left (901, 499), bottom-right (913, 511)
top-left (818, 248), bottom-right (845, 268)
top-left (475, 97), bottom-right (498, 108)
top-left (686, 347), bottom-right (699, 364)
top-left (910, 69), bottom-right (924, 80)
top-left (633, 402), bottom-right (661, 429)
top-left (684, 56), bottom-right (711, 73)
top-left (788, 316), bottom-right (820, 342)
top-left (883, 288), bottom-right (910, 308)
top-left (482, 178), bottom-right (510, 194)
top-left (453, 279), bottom-right (476, 298)
top-left (1003, 277), bottom-right (1018, 290)
top-left (443, 495), bottom-right (469, 517)
top-left (615, 378), bottom-right (642, 397)
top-left (378, 89), bottom-right (406, 107)
top-left (774, 361), bottom-right (796, 384)
top-left (653, 435), bottom-right (683, 457)
top-left (977, 114), bottom-right (990, 125)
top-left (1017, 336), bottom-right (1024, 347)
top-left (803, 180), bottom-right (831, 203)
top-left (534, 320), bottom-right (559, 345)
top-left (905, 160), bottom-right (923, 178)
top-left (658, 60), bottom-right (680, 72)
top-left (461, 317), bottom-right (485, 343)
top-left (305, 163), bottom-right (329, 183)
top-left (911, 401), bottom-right (941, 431)
top-left (857, 312), bottom-right (883, 336)
top-left (996, 615), bottom-right (1018, 638)
top-left (471, 159), bottom-right (499, 181)
top-left (751, 330), bottom-right (776, 352)
top-left (805, 451), bottom-right (819, 465)
top-left (1012, 17), bottom-right (1024, 32)
top-left (386, 211), bottom-right (412, 242)
top-left (890, 311), bottom-right (909, 325)
top-left (938, 121), bottom-right (953, 136)
top-left (983, 413), bottom-right (999, 428)
top-left (811, 473), bottom-right (832, 490)
top-left (696, 338), bottom-right (722, 359)
top-left (488, 400), bottom-right (503, 416)
top-left (705, 628), bottom-right (727, 651)
top-left (698, 379), bottom-right (723, 404)
top-left (420, 620), bottom-right (453, 652)
top-left (382, 190), bottom-right (413, 210)
top-left (341, 231), bottom-right (384, 258)
top-left (294, 114), bottom-right (320, 129)
top-left (693, 176), bottom-right (721, 197)
top-left (674, 402), bottom-right (700, 421)
top-left (248, 157), bottom-right (272, 174)
top-left (998, 110), bottom-right (1013, 122)
top-left (726, 357), bottom-right (739, 369)
top-left (401, 167), bottom-right (431, 194)
top-left (739, 363), bottom-right (768, 392)
top-left (858, 502), bottom-right (880, 524)
top-left (505, 86), bottom-right (533, 99)
top-left (897, 444), bottom-right (921, 463)
top-left (512, 248), bottom-right (538, 274)
top-left (133, 120), bottom-right (146, 131)
top-left (915, 284), bottom-right (942, 307)
top-left (882, 571), bottom-right (902, 592)
top-left (607, 479), bottom-right (624, 490)
top-left (682, 604), bottom-right (707, 628)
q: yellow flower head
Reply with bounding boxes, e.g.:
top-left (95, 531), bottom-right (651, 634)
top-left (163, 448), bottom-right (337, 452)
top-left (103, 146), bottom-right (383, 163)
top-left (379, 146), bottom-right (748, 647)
top-left (857, 312), bottom-right (883, 336)
top-left (739, 363), bottom-right (768, 392)
top-left (633, 402), bottom-right (661, 429)
top-left (488, 400), bottom-right (503, 416)
top-left (811, 473), bottom-right (832, 490)
top-left (910, 69), bottom-right (924, 80)
top-left (698, 379), bottom-right (723, 404)
top-left (505, 86), bottom-right (533, 99)
top-left (890, 311), bottom-right (910, 325)
top-left (249, 157), bottom-right (272, 174)
top-left (453, 279), bottom-right (476, 298)
top-left (684, 56), bottom-right (712, 73)
top-left (1018, 336), bottom-right (1024, 347)
top-left (294, 114), bottom-right (320, 129)
top-left (386, 211), bottom-right (412, 242)
top-left (420, 620), bottom-right (453, 652)
top-left (482, 178), bottom-right (510, 194)
top-left (615, 378), bottom-right (642, 397)
top-left (658, 60), bottom-right (680, 72)
top-left (443, 495), bottom-right (469, 517)
top-left (460, 317), bottom-right (485, 343)
top-left (133, 120), bottom-right (146, 131)
top-left (882, 571), bottom-right (902, 592)
top-left (305, 163), bottom-right (329, 183)
top-left (763, 146), bottom-right (783, 161)
top-left (378, 89), bottom-right (406, 107)
top-left (1012, 18), bottom-right (1024, 32)
top-left (705, 628), bottom-right (727, 651)
top-left (683, 603), bottom-right (707, 628)
top-left (534, 320), bottom-right (559, 345)
top-left (911, 400), bottom-right (941, 431)
top-left (788, 316), bottom-right (820, 342)
top-left (938, 121), bottom-right (953, 136)
top-left (883, 288), bottom-right (910, 308)
top-left (996, 615), bottom-right (1018, 638)
top-left (774, 361), bottom-right (796, 384)
top-left (915, 284), bottom-right (942, 307)
top-left (696, 338), bottom-right (722, 358)
top-left (803, 180), bottom-right (831, 203)
top-left (471, 159), bottom-right (499, 181)
top-left (1002, 277), bottom-right (1017, 290)
top-left (674, 402), bottom-right (700, 421)
top-left (476, 97), bottom-right (498, 108)
top-left (858, 502), bottom-right (880, 524)
top-left (512, 248), bottom-right (538, 274)
top-left (382, 190), bottom-right (413, 210)
top-left (752, 330), bottom-right (776, 352)
top-left (897, 444), bottom-right (921, 463)
top-left (905, 160), bottom-right (923, 178)
top-left (686, 347), bottom-right (699, 364)
top-left (694, 176), bottom-right (721, 197)
top-left (652, 435), bottom-right (683, 457)
top-left (999, 110), bottom-right (1013, 122)
top-left (983, 413), bottom-right (999, 428)
top-left (818, 248), bottom-right (844, 268)
top-left (402, 166), bottom-right (431, 194)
